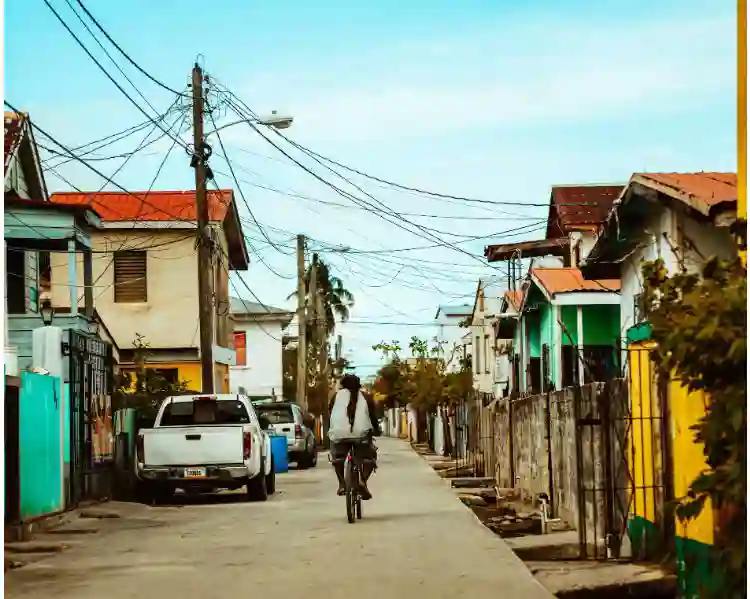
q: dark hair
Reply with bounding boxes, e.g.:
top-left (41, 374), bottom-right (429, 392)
top-left (340, 374), bottom-right (361, 429)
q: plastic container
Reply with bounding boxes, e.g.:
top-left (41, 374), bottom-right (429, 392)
top-left (270, 434), bottom-right (289, 474)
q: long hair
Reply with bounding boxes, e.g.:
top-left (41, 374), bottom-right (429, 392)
top-left (340, 374), bottom-right (361, 429)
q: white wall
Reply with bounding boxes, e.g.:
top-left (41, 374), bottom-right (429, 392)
top-left (229, 320), bottom-right (285, 397)
top-left (619, 206), bottom-right (736, 337)
top-left (471, 295), bottom-right (503, 395)
top-left (435, 312), bottom-right (472, 373)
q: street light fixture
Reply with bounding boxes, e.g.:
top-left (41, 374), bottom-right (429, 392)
top-left (40, 299), bottom-right (54, 326)
top-left (87, 319), bottom-right (100, 336)
top-left (203, 111), bottom-right (294, 138)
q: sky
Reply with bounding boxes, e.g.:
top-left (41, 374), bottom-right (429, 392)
top-left (5, 0), bottom-right (737, 377)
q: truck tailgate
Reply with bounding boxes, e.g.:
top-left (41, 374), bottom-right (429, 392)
top-left (142, 426), bottom-right (244, 466)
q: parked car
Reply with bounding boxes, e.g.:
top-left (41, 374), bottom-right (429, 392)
top-left (253, 401), bottom-right (317, 468)
top-left (135, 394), bottom-right (275, 503)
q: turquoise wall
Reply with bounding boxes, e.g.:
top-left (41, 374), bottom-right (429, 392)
top-left (20, 372), bottom-right (63, 519)
top-left (561, 306), bottom-right (579, 345)
top-left (63, 383), bottom-right (71, 463)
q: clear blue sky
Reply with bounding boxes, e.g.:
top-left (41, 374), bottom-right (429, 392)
top-left (6, 0), bottom-right (737, 376)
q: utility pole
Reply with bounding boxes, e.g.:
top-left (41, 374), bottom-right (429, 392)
top-left (296, 235), bottom-right (308, 410)
top-left (308, 254), bottom-right (319, 410)
top-left (192, 63), bottom-right (214, 393)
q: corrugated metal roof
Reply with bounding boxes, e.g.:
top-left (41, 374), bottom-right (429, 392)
top-left (49, 189), bottom-right (233, 222)
top-left (546, 184), bottom-right (624, 238)
top-left (485, 237), bottom-right (570, 262)
top-left (435, 304), bottom-right (473, 319)
top-left (631, 172), bottom-right (736, 215)
top-left (531, 267), bottom-right (620, 296)
top-left (230, 296), bottom-right (291, 317)
top-left (503, 290), bottom-right (524, 311)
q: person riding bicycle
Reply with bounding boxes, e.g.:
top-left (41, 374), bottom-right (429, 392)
top-left (328, 374), bottom-right (381, 500)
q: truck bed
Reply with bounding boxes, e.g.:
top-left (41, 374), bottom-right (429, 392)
top-left (142, 425), bottom-right (245, 466)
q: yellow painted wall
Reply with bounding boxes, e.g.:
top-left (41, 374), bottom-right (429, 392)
top-left (627, 342), bottom-right (661, 524)
top-left (669, 379), bottom-right (715, 546)
top-left (399, 410), bottom-right (408, 439)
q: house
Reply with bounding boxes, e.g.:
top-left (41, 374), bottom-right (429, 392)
top-left (4, 112), bottom-right (120, 520)
top-left (467, 277), bottom-right (509, 397)
top-left (499, 289), bottom-right (523, 393)
top-left (580, 172), bottom-right (737, 594)
top-left (485, 184), bottom-right (624, 270)
top-left (229, 296), bottom-right (293, 398)
top-left (434, 303), bottom-right (473, 372)
top-left (485, 184), bottom-right (624, 394)
top-left (48, 189), bottom-right (250, 393)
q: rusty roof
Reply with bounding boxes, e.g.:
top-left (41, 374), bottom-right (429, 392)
top-left (503, 290), bottom-right (524, 311)
top-left (531, 267), bottom-right (620, 297)
top-left (546, 184), bottom-right (624, 239)
top-left (485, 237), bottom-right (570, 262)
top-left (49, 189), bottom-right (233, 222)
top-left (4, 112), bottom-right (26, 171)
top-left (630, 172), bottom-right (736, 215)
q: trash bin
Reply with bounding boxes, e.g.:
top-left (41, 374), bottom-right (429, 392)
top-left (270, 434), bottom-right (289, 474)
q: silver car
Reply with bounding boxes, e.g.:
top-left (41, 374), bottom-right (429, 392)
top-left (254, 401), bottom-right (318, 469)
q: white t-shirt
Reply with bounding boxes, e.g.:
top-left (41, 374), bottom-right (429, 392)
top-left (328, 389), bottom-right (373, 442)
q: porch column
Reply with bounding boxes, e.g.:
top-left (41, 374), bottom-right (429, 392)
top-left (577, 305), bottom-right (585, 386)
top-left (83, 248), bottom-right (94, 319)
top-left (67, 240), bottom-right (78, 315)
top-left (553, 304), bottom-right (562, 390)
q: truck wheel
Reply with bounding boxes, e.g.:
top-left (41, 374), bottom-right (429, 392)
top-left (265, 456), bottom-right (276, 495)
top-left (247, 460), bottom-right (268, 502)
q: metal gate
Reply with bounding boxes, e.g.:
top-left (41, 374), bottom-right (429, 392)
top-left (573, 369), bottom-right (671, 560)
top-left (66, 330), bottom-right (114, 505)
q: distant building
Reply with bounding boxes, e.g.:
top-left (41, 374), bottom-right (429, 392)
top-left (434, 303), bottom-right (473, 373)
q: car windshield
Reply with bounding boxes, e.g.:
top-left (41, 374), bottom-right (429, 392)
top-left (255, 405), bottom-right (295, 425)
top-left (160, 399), bottom-right (250, 426)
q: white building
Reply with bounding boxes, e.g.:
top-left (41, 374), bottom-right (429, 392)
top-left (434, 303), bottom-right (473, 373)
top-left (229, 296), bottom-right (293, 398)
top-left (583, 172), bottom-right (738, 341)
top-left (468, 277), bottom-right (507, 396)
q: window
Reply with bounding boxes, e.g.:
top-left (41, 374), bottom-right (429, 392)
top-left (6, 246), bottom-right (25, 314)
top-left (475, 336), bottom-right (481, 374)
top-left (484, 334), bottom-right (490, 373)
top-left (148, 368), bottom-right (179, 385)
top-left (234, 331), bottom-right (247, 366)
top-left (256, 404), bottom-right (295, 425)
top-left (114, 251), bottom-right (147, 303)
top-left (160, 398), bottom-right (250, 426)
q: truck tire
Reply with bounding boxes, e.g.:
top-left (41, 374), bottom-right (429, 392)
top-left (265, 456), bottom-right (276, 495)
top-left (246, 460), bottom-right (268, 502)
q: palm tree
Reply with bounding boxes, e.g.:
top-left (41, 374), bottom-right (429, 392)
top-left (288, 254), bottom-right (354, 335)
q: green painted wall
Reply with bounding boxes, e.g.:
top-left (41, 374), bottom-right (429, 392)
top-left (582, 304), bottom-right (620, 345)
top-left (561, 306), bottom-right (579, 345)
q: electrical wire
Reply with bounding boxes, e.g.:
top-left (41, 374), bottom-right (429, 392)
top-left (42, 0), bottom-right (189, 151)
top-left (73, 0), bottom-right (187, 97)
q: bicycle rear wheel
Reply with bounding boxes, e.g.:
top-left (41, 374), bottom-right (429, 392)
top-left (344, 457), bottom-right (356, 524)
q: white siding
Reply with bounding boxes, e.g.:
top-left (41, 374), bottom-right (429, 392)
top-left (229, 320), bottom-right (285, 397)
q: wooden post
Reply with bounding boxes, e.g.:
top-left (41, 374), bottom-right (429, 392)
top-left (67, 239), bottom-right (78, 315)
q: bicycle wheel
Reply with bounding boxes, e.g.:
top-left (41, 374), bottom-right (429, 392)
top-left (356, 493), bottom-right (362, 520)
top-left (344, 457), bottom-right (355, 524)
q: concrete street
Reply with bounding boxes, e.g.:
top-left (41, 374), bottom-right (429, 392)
top-left (5, 438), bottom-right (553, 599)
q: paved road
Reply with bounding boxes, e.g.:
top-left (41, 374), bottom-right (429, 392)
top-left (6, 438), bottom-right (553, 599)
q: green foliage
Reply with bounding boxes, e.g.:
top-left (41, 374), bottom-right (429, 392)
top-left (113, 334), bottom-right (194, 418)
top-left (372, 336), bottom-right (473, 411)
top-left (642, 256), bottom-right (746, 598)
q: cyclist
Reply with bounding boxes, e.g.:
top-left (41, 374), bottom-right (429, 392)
top-left (328, 374), bottom-right (381, 499)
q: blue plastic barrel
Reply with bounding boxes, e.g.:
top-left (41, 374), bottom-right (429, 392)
top-left (270, 434), bottom-right (289, 474)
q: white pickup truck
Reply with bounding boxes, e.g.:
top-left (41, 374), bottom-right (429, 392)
top-left (135, 394), bottom-right (275, 503)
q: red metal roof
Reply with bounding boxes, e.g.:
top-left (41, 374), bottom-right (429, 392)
top-left (546, 184), bottom-right (624, 238)
top-left (4, 112), bottom-right (26, 170)
top-left (531, 267), bottom-right (620, 296)
top-left (631, 172), bottom-right (736, 214)
top-left (48, 189), bottom-right (233, 222)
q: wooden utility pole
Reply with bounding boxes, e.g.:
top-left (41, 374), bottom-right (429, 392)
top-left (296, 235), bottom-right (307, 410)
top-left (308, 255), bottom-right (319, 407)
top-left (192, 63), bottom-right (214, 393)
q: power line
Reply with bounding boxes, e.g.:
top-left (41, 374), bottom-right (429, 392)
top-left (72, 0), bottom-right (187, 97)
top-left (42, 0), bottom-right (189, 151)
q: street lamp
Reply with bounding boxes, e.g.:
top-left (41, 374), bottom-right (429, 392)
top-left (40, 299), bottom-right (54, 326)
top-left (87, 319), bottom-right (100, 336)
top-left (203, 111), bottom-right (294, 138)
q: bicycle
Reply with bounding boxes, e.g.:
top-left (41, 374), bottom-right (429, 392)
top-left (344, 443), bottom-right (363, 523)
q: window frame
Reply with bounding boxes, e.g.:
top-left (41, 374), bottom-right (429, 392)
top-left (113, 250), bottom-right (148, 303)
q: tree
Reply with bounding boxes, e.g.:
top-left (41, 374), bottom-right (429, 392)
top-left (113, 334), bottom-right (195, 424)
top-left (643, 256), bottom-right (746, 598)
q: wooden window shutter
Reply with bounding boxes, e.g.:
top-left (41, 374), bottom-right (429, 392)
top-left (234, 331), bottom-right (247, 366)
top-left (113, 251), bottom-right (147, 303)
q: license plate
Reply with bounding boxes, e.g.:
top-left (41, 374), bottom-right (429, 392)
top-left (184, 467), bottom-right (206, 478)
